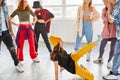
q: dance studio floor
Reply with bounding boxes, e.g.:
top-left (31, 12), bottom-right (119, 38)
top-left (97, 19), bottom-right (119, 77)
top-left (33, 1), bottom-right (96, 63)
top-left (0, 41), bottom-right (120, 80)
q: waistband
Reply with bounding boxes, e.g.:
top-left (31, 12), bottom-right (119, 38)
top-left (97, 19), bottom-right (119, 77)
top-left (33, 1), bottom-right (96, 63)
top-left (2, 30), bottom-right (9, 34)
top-left (19, 24), bottom-right (31, 28)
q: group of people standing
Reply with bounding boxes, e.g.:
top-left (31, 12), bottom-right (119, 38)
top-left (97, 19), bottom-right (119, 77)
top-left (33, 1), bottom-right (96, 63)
top-left (0, 0), bottom-right (54, 73)
top-left (74, 0), bottom-right (120, 79)
top-left (0, 0), bottom-right (120, 80)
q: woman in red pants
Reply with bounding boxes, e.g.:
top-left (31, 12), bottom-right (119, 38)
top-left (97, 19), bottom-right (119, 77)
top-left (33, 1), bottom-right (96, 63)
top-left (9, 0), bottom-right (39, 64)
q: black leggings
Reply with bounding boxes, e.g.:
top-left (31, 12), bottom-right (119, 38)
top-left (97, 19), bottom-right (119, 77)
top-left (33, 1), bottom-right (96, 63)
top-left (99, 38), bottom-right (117, 62)
top-left (34, 23), bottom-right (52, 53)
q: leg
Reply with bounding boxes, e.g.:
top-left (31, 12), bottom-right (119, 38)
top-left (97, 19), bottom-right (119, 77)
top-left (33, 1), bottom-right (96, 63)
top-left (17, 30), bottom-right (25, 61)
top-left (112, 40), bottom-right (120, 75)
top-left (108, 38), bottom-right (117, 62)
top-left (34, 23), bottom-right (41, 52)
top-left (93, 39), bottom-right (108, 63)
top-left (99, 39), bottom-right (108, 58)
top-left (84, 21), bottom-right (93, 44)
top-left (74, 25), bottom-right (85, 51)
top-left (84, 21), bottom-right (93, 61)
top-left (28, 30), bottom-right (38, 59)
top-left (103, 40), bottom-right (120, 79)
top-left (71, 41), bottom-right (96, 62)
top-left (40, 25), bottom-right (52, 53)
top-left (2, 31), bottom-right (19, 66)
top-left (74, 34), bottom-right (83, 51)
top-left (0, 36), bottom-right (2, 53)
top-left (75, 62), bottom-right (94, 80)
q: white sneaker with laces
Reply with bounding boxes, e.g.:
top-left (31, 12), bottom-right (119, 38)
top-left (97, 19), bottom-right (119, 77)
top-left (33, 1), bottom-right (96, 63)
top-left (16, 63), bottom-right (24, 73)
top-left (33, 56), bottom-right (40, 63)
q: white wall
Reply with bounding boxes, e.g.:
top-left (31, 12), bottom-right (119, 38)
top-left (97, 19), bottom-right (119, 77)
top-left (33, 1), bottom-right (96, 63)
top-left (49, 19), bottom-right (103, 43)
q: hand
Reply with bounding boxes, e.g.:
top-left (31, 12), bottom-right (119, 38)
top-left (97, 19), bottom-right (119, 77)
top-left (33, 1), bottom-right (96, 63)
top-left (60, 67), bottom-right (64, 72)
top-left (77, 31), bottom-right (79, 34)
top-left (11, 34), bottom-right (16, 40)
top-left (15, 24), bottom-right (19, 27)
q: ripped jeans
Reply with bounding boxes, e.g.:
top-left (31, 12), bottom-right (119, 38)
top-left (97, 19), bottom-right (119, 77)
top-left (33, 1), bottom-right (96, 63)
top-left (0, 30), bottom-right (19, 66)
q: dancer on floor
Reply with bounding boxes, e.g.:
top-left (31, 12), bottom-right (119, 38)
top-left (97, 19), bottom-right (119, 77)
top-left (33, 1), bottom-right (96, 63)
top-left (50, 35), bottom-right (99, 80)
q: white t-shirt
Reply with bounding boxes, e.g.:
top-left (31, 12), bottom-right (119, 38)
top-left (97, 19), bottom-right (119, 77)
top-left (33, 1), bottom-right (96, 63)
top-left (1, 9), bottom-right (7, 31)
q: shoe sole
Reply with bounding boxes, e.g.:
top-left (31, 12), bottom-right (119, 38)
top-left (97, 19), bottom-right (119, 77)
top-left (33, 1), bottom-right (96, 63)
top-left (102, 76), bottom-right (118, 80)
top-left (17, 70), bottom-right (24, 73)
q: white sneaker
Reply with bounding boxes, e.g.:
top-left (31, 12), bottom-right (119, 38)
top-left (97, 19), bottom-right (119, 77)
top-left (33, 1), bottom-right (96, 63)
top-left (103, 74), bottom-right (118, 80)
top-left (86, 53), bottom-right (90, 62)
top-left (107, 62), bottom-right (111, 69)
top-left (16, 63), bottom-right (24, 73)
top-left (33, 56), bottom-right (40, 63)
top-left (19, 61), bottom-right (24, 67)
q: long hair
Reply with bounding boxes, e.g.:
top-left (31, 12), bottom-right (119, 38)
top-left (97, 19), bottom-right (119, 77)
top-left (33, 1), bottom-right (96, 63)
top-left (18, 0), bottom-right (30, 11)
top-left (82, 0), bottom-right (93, 12)
top-left (51, 43), bottom-right (65, 60)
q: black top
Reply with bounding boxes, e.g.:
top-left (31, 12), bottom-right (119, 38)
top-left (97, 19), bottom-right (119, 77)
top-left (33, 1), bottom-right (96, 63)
top-left (53, 50), bottom-right (75, 74)
top-left (37, 15), bottom-right (42, 19)
top-left (36, 14), bottom-right (45, 25)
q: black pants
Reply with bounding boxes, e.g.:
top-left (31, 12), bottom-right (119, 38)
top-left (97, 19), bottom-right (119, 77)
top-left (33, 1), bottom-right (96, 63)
top-left (0, 30), bottom-right (19, 66)
top-left (34, 23), bottom-right (52, 53)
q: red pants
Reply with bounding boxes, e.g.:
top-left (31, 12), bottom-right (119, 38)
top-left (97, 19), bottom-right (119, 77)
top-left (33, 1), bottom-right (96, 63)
top-left (17, 24), bottom-right (38, 61)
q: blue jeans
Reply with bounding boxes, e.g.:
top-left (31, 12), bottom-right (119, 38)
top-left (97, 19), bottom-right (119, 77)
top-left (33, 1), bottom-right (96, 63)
top-left (74, 20), bottom-right (93, 50)
top-left (112, 40), bottom-right (120, 75)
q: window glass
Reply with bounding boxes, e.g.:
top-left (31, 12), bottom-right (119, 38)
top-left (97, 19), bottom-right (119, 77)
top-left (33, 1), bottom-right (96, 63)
top-left (44, 7), bottom-right (62, 18)
top-left (66, 6), bottom-right (78, 18)
top-left (66, 0), bottom-right (83, 5)
top-left (42, 0), bottom-right (62, 6)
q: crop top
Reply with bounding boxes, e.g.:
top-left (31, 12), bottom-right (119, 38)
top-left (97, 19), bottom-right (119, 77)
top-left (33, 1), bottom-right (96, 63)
top-left (10, 9), bottom-right (35, 22)
top-left (83, 10), bottom-right (91, 16)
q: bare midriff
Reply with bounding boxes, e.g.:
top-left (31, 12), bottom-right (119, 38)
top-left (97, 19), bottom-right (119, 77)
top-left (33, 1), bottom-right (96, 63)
top-left (83, 16), bottom-right (90, 20)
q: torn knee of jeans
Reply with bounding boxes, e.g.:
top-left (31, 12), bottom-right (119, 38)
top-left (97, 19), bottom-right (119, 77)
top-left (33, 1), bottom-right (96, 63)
top-left (9, 46), bottom-right (15, 51)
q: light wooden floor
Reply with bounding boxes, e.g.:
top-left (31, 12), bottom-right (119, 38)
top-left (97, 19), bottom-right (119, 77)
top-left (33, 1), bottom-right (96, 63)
top-left (0, 41), bottom-right (120, 80)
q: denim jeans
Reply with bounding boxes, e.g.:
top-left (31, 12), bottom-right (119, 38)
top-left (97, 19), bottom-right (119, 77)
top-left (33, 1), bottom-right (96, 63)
top-left (74, 20), bottom-right (93, 50)
top-left (112, 40), bottom-right (120, 75)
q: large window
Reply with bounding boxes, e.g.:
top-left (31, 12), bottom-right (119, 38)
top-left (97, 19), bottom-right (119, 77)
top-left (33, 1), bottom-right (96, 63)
top-left (41, 0), bottom-right (104, 19)
top-left (8, 0), bottom-right (104, 19)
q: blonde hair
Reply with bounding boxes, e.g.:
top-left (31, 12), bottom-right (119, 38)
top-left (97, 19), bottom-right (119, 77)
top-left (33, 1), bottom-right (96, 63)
top-left (82, 0), bottom-right (93, 12)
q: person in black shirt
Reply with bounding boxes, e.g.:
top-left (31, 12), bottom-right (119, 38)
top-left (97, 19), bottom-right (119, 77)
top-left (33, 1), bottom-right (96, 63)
top-left (49, 35), bottom-right (97, 80)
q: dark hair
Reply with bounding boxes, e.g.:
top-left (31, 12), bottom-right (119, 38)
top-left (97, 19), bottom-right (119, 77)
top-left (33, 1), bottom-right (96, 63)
top-left (105, 6), bottom-right (108, 11)
top-left (50, 43), bottom-right (65, 60)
